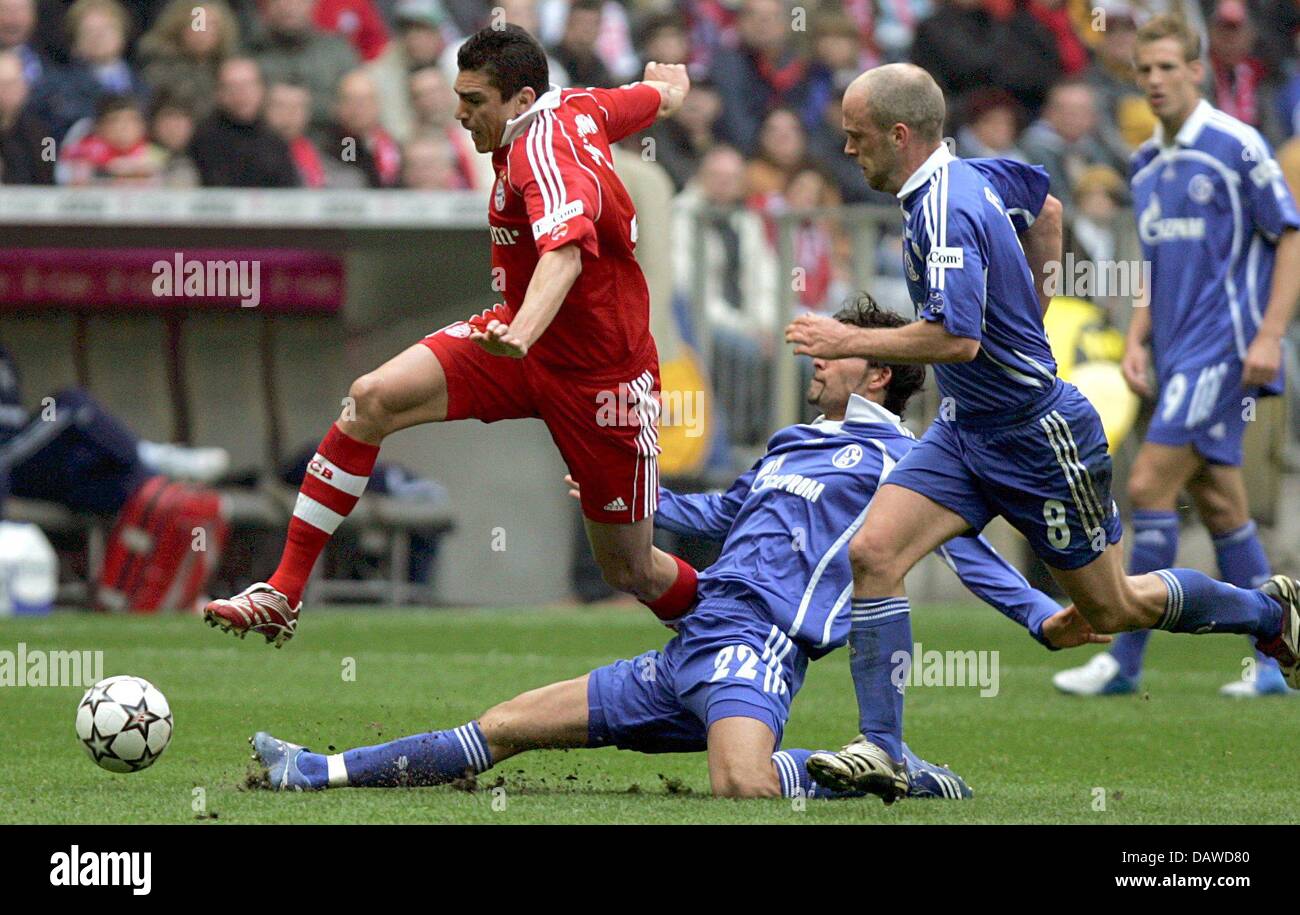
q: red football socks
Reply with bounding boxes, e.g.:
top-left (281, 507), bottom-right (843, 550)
top-left (268, 424), bottom-right (380, 607)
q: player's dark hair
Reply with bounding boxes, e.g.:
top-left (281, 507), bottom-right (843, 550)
top-left (457, 23), bottom-right (549, 101)
top-left (832, 293), bottom-right (926, 418)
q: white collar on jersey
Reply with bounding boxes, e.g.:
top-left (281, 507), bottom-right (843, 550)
top-left (498, 83), bottom-right (564, 148)
top-left (1153, 98), bottom-right (1213, 149)
top-left (896, 142), bottom-right (956, 201)
top-left (812, 393), bottom-right (905, 432)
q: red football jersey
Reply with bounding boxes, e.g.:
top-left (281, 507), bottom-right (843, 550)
top-left (488, 82), bottom-right (662, 377)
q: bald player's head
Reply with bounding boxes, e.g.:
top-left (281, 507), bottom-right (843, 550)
top-left (841, 63), bottom-right (946, 194)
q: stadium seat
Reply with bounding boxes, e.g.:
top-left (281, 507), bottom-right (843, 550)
top-left (4, 306), bottom-right (459, 610)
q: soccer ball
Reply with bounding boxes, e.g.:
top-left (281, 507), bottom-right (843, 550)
top-left (75, 675), bottom-right (173, 773)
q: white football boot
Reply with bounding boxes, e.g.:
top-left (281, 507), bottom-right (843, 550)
top-left (1051, 651), bottom-right (1138, 696)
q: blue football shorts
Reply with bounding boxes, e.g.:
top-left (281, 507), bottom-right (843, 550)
top-left (586, 599), bottom-right (807, 753)
top-left (1146, 357), bottom-right (1273, 467)
top-left (885, 380), bottom-right (1123, 571)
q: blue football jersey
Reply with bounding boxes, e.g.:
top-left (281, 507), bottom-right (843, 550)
top-left (1130, 99), bottom-right (1300, 380)
top-left (898, 147), bottom-right (1057, 419)
top-left (654, 394), bottom-right (1059, 657)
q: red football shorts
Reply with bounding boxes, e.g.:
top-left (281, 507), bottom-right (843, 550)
top-left (421, 318), bottom-right (661, 524)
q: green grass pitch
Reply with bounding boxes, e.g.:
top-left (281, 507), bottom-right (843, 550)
top-left (2, 602), bottom-right (1295, 824)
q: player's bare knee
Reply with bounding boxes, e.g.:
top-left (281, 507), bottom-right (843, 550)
top-left (1195, 490), bottom-right (1247, 535)
top-left (849, 534), bottom-right (901, 591)
top-left (345, 373), bottom-right (392, 435)
top-left (711, 765), bottom-right (781, 799)
top-left (1126, 466), bottom-right (1163, 510)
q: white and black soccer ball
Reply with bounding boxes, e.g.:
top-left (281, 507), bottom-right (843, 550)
top-left (75, 675), bottom-right (173, 773)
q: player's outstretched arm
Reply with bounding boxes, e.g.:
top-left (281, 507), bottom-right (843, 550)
top-left (937, 533), bottom-right (1110, 650)
top-left (785, 313), bottom-right (979, 364)
top-left (1019, 193), bottom-right (1062, 316)
top-left (641, 61), bottom-right (689, 120)
top-left (653, 480), bottom-right (747, 540)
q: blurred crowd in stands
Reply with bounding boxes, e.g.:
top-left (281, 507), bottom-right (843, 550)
top-left (2, 0), bottom-right (1300, 314)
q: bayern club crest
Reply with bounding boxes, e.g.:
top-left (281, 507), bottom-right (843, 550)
top-left (494, 176), bottom-right (506, 211)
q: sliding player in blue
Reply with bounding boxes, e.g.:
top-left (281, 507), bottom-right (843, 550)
top-left (249, 297), bottom-right (1105, 801)
top-left (785, 59), bottom-right (1300, 798)
top-left (1053, 15), bottom-right (1300, 698)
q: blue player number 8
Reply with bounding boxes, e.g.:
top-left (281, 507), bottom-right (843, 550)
top-left (1043, 499), bottom-right (1071, 549)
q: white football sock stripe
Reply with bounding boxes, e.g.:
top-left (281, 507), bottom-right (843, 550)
top-left (293, 492), bottom-right (346, 534)
top-left (327, 753), bottom-right (349, 787)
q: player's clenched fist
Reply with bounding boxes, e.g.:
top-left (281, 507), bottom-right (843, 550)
top-left (467, 305), bottom-right (529, 358)
top-left (785, 313), bottom-right (859, 359)
top-left (641, 61), bottom-right (689, 117)
top-left (643, 60), bottom-right (688, 88)
top-left (1242, 332), bottom-right (1283, 388)
top-left (1119, 343), bottom-right (1152, 399)
top-left (469, 319), bottom-right (529, 358)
